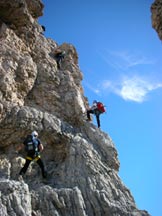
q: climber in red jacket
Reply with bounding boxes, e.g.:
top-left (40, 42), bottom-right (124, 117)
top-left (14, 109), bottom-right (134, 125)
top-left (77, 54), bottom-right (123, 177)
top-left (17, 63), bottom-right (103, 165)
top-left (86, 100), bottom-right (106, 128)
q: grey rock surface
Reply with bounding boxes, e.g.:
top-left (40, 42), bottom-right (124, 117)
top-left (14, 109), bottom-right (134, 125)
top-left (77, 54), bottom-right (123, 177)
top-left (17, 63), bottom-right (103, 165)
top-left (151, 0), bottom-right (162, 40)
top-left (0, 0), bottom-right (153, 215)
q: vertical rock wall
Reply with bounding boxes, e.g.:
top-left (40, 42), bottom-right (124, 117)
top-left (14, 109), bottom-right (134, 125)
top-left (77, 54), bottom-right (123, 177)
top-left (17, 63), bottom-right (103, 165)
top-left (151, 0), bottom-right (162, 40)
top-left (0, 0), bottom-right (151, 215)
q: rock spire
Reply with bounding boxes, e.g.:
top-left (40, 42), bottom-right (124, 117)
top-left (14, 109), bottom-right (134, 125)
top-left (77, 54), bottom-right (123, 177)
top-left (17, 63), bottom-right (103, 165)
top-left (0, 0), bottom-right (152, 215)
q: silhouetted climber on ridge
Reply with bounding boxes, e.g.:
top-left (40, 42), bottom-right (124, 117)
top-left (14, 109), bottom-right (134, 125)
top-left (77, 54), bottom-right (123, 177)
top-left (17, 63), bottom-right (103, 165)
top-left (17, 131), bottom-right (47, 180)
top-left (41, 25), bottom-right (45, 34)
top-left (86, 100), bottom-right (106, 128)
top-left (41, 25), bottom-right (45, 32)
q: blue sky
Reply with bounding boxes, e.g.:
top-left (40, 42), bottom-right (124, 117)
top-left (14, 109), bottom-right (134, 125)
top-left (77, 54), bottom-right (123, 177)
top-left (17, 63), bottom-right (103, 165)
top-left (39, 1), bottom-right (162, 216)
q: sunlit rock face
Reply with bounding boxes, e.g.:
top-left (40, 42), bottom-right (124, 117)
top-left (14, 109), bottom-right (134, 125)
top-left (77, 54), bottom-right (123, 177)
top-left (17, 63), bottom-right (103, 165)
top-left (151, 0), bottom-right (162, 40)
top-left (0, 0), bottom-right (151, 215)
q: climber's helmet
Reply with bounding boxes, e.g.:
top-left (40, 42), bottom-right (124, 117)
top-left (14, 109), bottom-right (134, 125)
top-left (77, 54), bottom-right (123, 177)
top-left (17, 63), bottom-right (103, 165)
top-left (31, 131), bottom-right (38, 137)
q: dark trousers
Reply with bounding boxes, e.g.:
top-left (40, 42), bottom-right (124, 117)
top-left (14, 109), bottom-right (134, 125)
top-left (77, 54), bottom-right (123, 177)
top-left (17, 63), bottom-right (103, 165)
top-left (19, 157), bottom-right (46, 178)
top-left (56, 56), bottom-right (64, 69)
top-left (87, 109), bottom-right (100, 128)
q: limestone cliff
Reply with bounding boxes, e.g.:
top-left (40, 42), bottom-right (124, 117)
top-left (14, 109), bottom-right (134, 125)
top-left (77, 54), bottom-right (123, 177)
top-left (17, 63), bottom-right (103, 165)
top-left (151, 0), bottom-right (162, 40)
top-left (0, 1), bottom-right (150, 216)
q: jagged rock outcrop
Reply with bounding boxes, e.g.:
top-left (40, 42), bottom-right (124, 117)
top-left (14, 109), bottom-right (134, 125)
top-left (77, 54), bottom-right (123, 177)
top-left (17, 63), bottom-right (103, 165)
top-left (151, 0), bottom-right (162, 40)
top-left (0, 0), bottom-right (151, 215)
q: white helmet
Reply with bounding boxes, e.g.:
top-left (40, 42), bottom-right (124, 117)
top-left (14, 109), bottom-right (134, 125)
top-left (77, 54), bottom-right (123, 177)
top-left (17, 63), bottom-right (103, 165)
top-left (31, 131), bottom-right (38, 137)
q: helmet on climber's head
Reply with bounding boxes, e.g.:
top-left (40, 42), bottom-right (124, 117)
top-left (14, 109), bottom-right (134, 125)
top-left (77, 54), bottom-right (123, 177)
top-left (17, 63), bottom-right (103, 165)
top-left (31, 131), bottom-right (38, 137)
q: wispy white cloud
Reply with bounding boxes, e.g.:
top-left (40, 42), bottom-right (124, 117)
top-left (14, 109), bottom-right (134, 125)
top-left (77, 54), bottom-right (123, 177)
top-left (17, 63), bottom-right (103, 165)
top-left (110, 50), bottom-right (155, 69)
top-left (85, 49), bottom-right (160, 102)
top-left (97, 49), bottom-right (160, 102)
top-left (83, 81), bottom-right (100, 95)
top-left (99, 50), bottom-right (155, 71)
top-left (118, 76), bottom-right (162, 102)
top-left (101, 75), bottom-right (162, 103)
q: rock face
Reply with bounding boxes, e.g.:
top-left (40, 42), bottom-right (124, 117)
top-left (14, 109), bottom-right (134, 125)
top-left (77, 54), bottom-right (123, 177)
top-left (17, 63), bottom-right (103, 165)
top-left (151, 0), bottom-right (162, 40)
top-left (0, 0), bottom-right (151, 215)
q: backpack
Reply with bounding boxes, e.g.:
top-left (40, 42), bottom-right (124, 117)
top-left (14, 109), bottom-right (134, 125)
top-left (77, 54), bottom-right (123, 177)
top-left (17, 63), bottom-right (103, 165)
top-left (23, 135), bottom-right (38, 154)
top-left (97, 102), bottom-right (106, 113)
